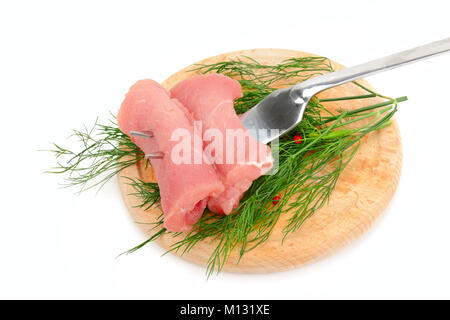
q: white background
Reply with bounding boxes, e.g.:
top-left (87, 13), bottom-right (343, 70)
top-left (0, 0), bottom-right (449, 299)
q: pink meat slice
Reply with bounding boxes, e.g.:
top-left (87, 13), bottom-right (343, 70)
top-left (117, 79), bottom-right (224, 232)
top-left (171, 74), bottom-right (273, 214)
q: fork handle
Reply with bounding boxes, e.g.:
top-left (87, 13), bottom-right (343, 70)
top-left (292, 38), bottom-right (450, 98)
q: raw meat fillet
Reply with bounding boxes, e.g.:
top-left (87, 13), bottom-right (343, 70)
top-left (171, 74), bottom-right (273, 214)
top-left (118, 79), bottom-right (224, 232)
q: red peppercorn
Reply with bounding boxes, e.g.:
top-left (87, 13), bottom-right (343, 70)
top-left (272, 195), bottom-right (281, 205)
top-left (293, 134), bottom-right (303, 144)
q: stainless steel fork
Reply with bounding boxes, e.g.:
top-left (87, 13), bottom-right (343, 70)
top-left (241, 38), bottom-right (450, 144)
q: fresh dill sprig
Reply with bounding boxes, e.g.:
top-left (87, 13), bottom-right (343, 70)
top-left (46, 117), bottom-right (144, 193)
top-left (48, 56), bottom-right (407, 277)
top-left (123, 176), bottom-right (160, 210)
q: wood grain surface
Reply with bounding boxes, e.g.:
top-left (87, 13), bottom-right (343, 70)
top-left (118, 49), bottom-right (402, 273)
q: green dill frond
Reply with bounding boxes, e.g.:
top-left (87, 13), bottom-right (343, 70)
top-left (46, 117), bottom-right (144, 193)
top-left (123, 177), bottom-right (161, 210)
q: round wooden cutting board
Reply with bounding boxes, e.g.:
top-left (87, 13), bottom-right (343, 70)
top-left (118, 49), bottom-right (402, 273)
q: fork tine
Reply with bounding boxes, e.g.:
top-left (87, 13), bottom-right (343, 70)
top-left (130, 130), bottom-right (153, 138)
top-left (145, 152), bottom-right (164, 159)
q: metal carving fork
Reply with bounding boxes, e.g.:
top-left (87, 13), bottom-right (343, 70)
top-left (241, 38), bottom-right (450, 144)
